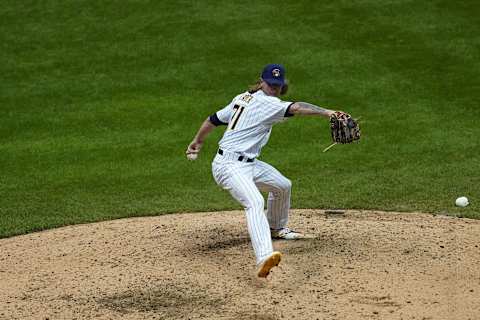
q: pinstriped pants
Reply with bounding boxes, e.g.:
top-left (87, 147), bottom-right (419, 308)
top-left (212, 154), bottom-right (291, 264)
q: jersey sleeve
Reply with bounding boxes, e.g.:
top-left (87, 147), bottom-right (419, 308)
top-left (209, 103), bottom-right (232, 126)
top-left (267, 98), bottom-right (295, 123)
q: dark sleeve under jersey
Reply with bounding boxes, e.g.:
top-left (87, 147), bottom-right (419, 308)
top-left (209, 113), bottom-right (228, 126)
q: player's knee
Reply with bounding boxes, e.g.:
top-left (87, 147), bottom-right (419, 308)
top-left (279, 178), bottom-right (292, 192)
top-left (248, 195), bottom-right (265, 211)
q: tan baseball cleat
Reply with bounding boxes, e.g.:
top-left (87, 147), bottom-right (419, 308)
top-left (257, 251), bottom-right (282, 278)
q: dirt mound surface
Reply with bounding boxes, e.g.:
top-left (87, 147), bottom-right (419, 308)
top-left (1, 209), bottom-right (479, 320)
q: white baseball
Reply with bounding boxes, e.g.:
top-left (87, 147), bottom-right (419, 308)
top-left (455, 196), bottom-right (469, 207)
top-left (187, 153), bottom-right (198, 161)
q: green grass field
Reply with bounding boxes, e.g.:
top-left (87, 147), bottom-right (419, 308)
top-left (1, 0), bottom-right (479, 238)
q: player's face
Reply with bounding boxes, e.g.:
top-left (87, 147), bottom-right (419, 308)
top-left (264, 82), bottom-right (282, 97)
top-left (270, 84), bottom-right (282, 96)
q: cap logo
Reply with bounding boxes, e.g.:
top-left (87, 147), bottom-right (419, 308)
top-left (272, 68), bottom-right (281, 78)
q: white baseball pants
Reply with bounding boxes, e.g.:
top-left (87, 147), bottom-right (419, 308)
top-left (212, 152), bottom-right (291, 264)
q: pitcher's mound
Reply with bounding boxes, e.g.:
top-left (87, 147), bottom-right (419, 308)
top-left (1, 209), bottom-right (479, 320)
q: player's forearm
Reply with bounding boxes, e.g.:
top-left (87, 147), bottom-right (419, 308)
top-left (289, 102), bottom-right (334, 118)
top-left (192, 118), bottom-right (216, 144)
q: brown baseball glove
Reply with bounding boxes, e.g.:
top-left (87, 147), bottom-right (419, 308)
top-left (329, 111), bottom-right (361, 144)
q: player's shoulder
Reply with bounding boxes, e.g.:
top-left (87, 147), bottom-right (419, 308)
top-left (233, 92), bottom-right (248, 100)
top-left (231, 91), bottom-right (257, 104)
top-left (231, 90), bottom-right (287, 107)
top-left (251, 90), bottom-right (288, 108)
top-left (248, 90), bottom-right (274, 102)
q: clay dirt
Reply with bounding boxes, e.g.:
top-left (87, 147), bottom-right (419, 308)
top-left (1, 209), bottom-right (479, 320)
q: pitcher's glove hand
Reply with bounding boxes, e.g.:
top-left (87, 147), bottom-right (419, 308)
top-left (329, 111), bottom-right (361, 144)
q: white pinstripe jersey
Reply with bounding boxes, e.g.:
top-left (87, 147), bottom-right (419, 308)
top-left (214, 90), bottom-right (294, 158)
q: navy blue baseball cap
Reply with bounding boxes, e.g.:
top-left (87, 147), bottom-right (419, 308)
top-left (261, 63), bottom-right (286, 87)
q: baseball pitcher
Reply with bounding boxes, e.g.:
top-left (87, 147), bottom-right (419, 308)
top-left (186, 64), bottom-right (359, 278)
